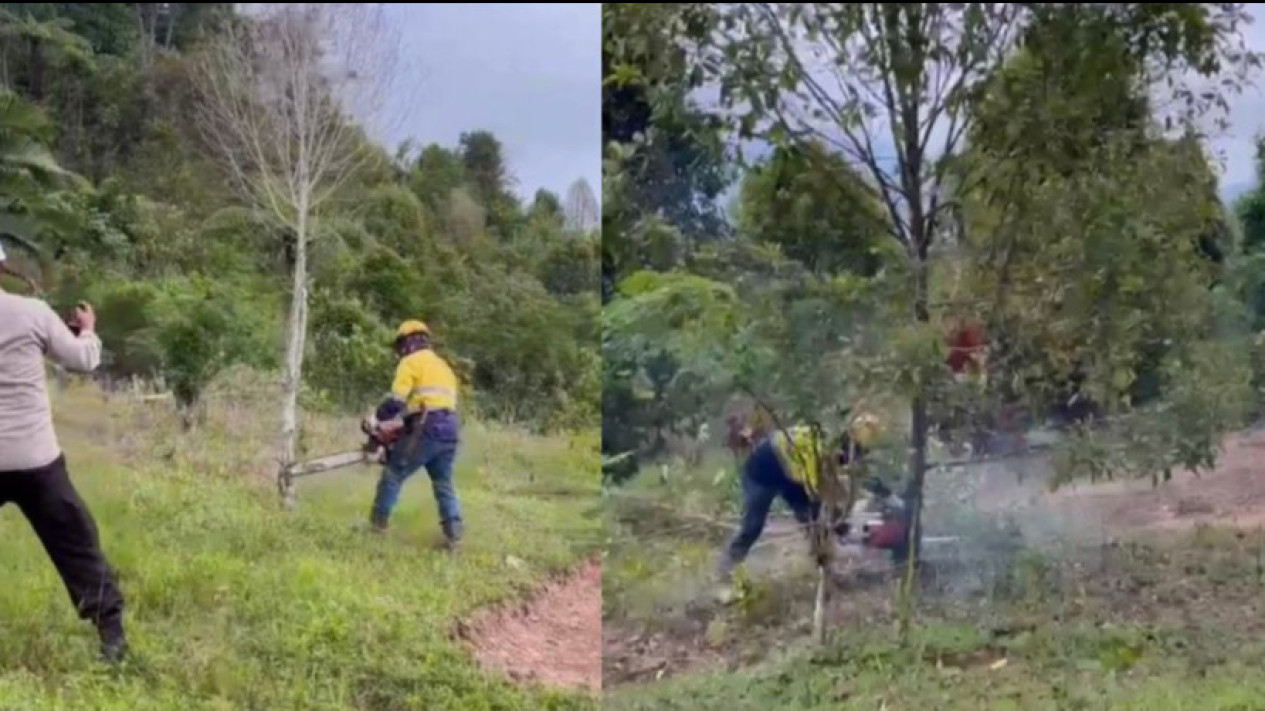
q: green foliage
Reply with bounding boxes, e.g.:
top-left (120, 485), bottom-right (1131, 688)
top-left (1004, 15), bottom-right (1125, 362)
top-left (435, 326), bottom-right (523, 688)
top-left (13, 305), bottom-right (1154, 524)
top-left (604, 1), bottom-right (1262, 493)
top-left (408, 143), bottom-right (466, 216)
top-left (1051, 338), bottom-right (1254, 487)
top-left (963, 136), bottom-right (1228, 409)
top-left (65, 276), bottom-right (278, 410)
top-left (153, 280), bottom-right (275, 411)
top-left (2, 3), bottom-right (137, 56)
top-left (84, 279), bottom-right (163, 378)
top-left (736, 143), bottom-right (890, 277)
top-left (0, 4), bottom-right (598, 434)
top-left (1236, 137), bottom-right (1265, 330)
top-left (306, 291), bottom-right (396, 412)
top-left (1242, 141), bottom-right (1265, 254)
top-left (0, 90), bottom-right (82, 263)
top-left (447, 262), bottom-right (599, 430)
top-left (539, 233), bottom-right (601, 297)
top-left (459, 130), bottom-right (521, 238)
top-left (602, 3), bottom-right (733, 290)
top-left (603, 270), bottom-right (743, 454)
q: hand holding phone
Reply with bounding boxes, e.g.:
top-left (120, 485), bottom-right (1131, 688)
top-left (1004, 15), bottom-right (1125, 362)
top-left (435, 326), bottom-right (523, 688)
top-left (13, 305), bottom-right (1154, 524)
top-left (67, 302), bottom-right (95, 336)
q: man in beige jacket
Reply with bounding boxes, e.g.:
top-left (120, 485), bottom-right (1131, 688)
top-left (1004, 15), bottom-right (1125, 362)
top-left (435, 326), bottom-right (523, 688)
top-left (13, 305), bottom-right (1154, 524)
top-left (0, 246), bottom-right (127, 663)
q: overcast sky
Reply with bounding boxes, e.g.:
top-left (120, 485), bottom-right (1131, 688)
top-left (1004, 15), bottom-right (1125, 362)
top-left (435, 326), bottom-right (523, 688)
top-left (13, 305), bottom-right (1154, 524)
top-left (367, 4), bottom-right (1260, 207)
top-left (377, 3), bottom-right (600, 204)
top-left (1212, 9), bottom-right (1265, 198)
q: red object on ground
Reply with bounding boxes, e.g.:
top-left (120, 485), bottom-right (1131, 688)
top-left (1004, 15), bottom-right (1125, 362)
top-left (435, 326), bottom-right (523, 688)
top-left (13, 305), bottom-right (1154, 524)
top-left (866, 519), bottom-right (908, 550)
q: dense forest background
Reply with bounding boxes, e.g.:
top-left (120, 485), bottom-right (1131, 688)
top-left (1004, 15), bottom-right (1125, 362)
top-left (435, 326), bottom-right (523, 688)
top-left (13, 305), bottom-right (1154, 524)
top-left (602, 2), bottom-right (1265, 494)
top-left (0, 3), bottom-right (601, 433)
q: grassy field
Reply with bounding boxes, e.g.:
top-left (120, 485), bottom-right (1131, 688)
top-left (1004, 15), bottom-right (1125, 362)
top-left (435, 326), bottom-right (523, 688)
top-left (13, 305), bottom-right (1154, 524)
top-left (0, 373), bottom-right (601, 710)
top-left (604, 450), bottom-right (1265, 711)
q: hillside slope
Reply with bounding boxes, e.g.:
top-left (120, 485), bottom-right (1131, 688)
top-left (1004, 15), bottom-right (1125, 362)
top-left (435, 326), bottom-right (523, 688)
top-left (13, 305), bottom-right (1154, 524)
top-left (0, 375), bottom-right (600, 711)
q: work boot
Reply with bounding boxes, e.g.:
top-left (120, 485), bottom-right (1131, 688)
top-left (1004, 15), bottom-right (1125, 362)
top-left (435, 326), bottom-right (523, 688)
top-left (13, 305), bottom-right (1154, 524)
top-left (370, 512), bottom-right (389, 535)
top-left (716, 553), bottom-right (738, 584)
top-left (713, 555), bottom-right (741, 604)
top-left (98, 617), bottom-right (127, 665)
top-left (442, 519), bottom-right (464, 552)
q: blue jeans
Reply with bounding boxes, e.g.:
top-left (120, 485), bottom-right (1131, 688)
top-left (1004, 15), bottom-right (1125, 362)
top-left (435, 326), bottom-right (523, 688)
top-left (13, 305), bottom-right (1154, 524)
top-left (723, 439), bottom-right (819, 570)
top-left (371, 420), bottom-right (462, 528)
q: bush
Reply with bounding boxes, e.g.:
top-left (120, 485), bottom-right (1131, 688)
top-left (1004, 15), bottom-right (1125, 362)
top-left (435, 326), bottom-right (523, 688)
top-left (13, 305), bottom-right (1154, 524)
top-left (306, 291), bottom-right (397, 413)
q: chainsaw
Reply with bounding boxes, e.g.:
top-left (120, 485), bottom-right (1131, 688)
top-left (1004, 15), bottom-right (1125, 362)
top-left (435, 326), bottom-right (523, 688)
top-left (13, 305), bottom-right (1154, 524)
top-left (283, 418), bottom-right (405, 479)
top-left (835, 478), bottom-right (959, 552)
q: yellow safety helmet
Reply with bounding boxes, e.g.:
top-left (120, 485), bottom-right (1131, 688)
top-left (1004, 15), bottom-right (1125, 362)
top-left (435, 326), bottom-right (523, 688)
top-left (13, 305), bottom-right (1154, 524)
top-left (396, 320), bottom-right (430, 340)
top-left (849, 410), bottom-right (882, 448)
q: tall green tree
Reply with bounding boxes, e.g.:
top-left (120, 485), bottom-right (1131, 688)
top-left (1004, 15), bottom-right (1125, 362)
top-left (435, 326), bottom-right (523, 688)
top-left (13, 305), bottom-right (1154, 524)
top-left (1240, 137), bottom-right (1265, 255)
top-left (602, 2), bottom-right (733, 289)
top-left (737, 142), bottom-right (891, 276)
top-left (408, 143), bottom-right (465, 216)
top-left (0, 90), bottom-right (82, 275)
top-left (458, 130), bottom-right (520, 237)
top-left (1237, 137), bottom-right (1265, 330)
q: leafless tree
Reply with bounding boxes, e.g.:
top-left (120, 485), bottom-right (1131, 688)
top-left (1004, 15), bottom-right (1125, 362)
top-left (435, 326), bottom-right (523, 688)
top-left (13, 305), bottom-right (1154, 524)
top-left (193, 3), bottom-right (401, 508)
top-left (564, 178), bottom-right (599, 233)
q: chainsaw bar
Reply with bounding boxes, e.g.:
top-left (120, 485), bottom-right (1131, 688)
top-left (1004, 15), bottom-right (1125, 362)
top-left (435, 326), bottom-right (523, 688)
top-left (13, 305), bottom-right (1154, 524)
top-left (285, 450), bottom-right (374, 479)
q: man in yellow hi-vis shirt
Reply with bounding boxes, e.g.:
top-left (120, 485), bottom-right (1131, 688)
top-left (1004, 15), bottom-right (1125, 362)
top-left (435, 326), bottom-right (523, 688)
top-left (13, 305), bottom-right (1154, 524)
top-left (718, 413), bottom-right (882, 579)
top-left (368, 320), bottom-right (464, 549)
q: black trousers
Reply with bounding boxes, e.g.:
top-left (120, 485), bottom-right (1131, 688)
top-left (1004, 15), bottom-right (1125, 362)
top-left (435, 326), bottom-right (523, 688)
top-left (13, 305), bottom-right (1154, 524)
top-left (724, 440), bottom-right (821, 568)
top-left (0, 455), bottom-right (124, 631)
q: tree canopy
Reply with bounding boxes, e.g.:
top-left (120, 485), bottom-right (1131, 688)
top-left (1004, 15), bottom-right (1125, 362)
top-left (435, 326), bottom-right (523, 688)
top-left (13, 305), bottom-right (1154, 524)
top-left (602, 1), bottom-right (1263, 508)
top-left (0, 3), bottom-right (599, 434)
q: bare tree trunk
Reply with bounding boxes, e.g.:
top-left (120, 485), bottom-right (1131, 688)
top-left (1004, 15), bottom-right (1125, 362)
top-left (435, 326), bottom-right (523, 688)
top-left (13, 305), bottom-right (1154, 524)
top-left (163, 4), bottom-right (178, 50)
top-left (278, 199), bottom-right (309, 509)
top-left (148, 6), bottom-right (160, 51)
top-left (193, 3), bottom-right (402, 507)
top-left (135, 5), bottom-right (152, 72)
top-left (812, 563), bottom-right (828, 644)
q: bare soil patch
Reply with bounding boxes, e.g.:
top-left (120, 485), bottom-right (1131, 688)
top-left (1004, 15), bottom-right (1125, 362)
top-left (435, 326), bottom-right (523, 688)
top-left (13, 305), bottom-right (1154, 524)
top-left (460, 559), bottom-right (603, 692)
top-left (973, 428), bottom-right (1265, 534)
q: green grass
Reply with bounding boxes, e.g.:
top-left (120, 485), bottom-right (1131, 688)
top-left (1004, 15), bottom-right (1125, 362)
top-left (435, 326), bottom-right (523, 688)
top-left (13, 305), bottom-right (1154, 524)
top-left (0, 379), bottom-right (600, 710)
top-left (606, 619), bottom-right (1265, 711)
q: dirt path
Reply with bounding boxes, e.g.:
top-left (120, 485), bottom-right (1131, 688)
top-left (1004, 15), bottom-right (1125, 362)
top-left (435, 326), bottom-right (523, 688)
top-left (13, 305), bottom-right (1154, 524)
top-left (970, 428), bottom-right (1265, 536)
top-left (461, 559), bottom-right (602, 692)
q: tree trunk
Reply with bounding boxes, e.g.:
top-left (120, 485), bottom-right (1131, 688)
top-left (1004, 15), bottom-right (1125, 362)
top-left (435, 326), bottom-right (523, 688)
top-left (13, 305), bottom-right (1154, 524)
top-left (163, 4), bottom-right (178, 50)
top-left (278, 196), bottom-right (310, 510)
top-left (148, 6), bottom-right (160, 53)
top-left (899, 255), bottom-right (932, 640)
top-left (136, 5), bottom-right (152, 71)
top-left (27, 37), bottom-right (44, 101)
top-left (812, 563), bottom-right (828, 645)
